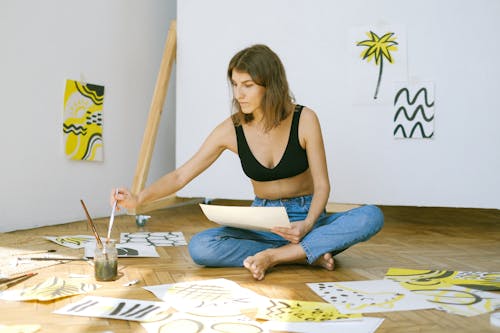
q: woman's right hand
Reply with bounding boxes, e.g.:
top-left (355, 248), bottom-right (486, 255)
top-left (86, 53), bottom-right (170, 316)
top-left (110, 188), bottom-right (139, 211)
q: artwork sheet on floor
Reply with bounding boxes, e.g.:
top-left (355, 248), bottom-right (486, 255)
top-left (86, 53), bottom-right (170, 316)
top-left (2, 229), bottom-right (499, 332)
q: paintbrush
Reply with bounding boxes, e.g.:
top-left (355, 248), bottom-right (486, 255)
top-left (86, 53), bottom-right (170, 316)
top-left (80, 199), bottom-right (103, 249)
top-left (16, 249), bottom-right (56, 256)
top-left (8, 249), bottom-right (56, 258)
top-left (0, 272), bottom-right (35, 284)
top-left (0, 272), bottom-right (38, 291)
top-left (106, 189), bottom-right (119, 243)
top-left (18, 257), bottom-right (89, 262)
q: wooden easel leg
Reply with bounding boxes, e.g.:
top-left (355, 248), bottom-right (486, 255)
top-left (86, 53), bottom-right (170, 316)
top-left (128, 20), bottom-right (177, 215)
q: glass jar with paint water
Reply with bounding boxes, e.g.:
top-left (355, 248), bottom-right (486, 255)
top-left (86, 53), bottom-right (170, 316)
top-left (94, 240), bottom-right (118, 281)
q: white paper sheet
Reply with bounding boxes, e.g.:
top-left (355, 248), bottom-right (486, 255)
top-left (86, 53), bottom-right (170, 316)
top-left (143, 278), bottom-right (267, 315)
top-left (54, 296), bottom-right (171, 322)
top-left (307, 280), bottom-right (434, 314)
top-left (141, 312), bottom-right (268, 333)
top-left (0, 277), bottom-right (100, 301)
top-left (120, 232), bottom-right (187, 246)
top-left (407, 284), bottom-right (500, 317)
top-left (262, 317), bottom-right (384, 333)
top-left (44, 235), bottom-right (96, 249)
top-left (84, 242), bottom-right (160, 258)
top-left (199, 204), bottom-right (290, 231)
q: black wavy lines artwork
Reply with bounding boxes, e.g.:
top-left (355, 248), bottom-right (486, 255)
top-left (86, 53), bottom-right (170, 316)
top-left (393, 85), bottom-right (435, 139)
top-left (394, 122), bottom-right (432, 138)
top-left (62, 123), bottom-right (87, 136)
top-left (394, 105), bottom-right (434, 122)
top-left (394, 87), bottom-right (434, 108)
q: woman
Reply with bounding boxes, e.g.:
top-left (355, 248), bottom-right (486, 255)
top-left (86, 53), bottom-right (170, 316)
top-left (111, 44), bottom-right (383, 280)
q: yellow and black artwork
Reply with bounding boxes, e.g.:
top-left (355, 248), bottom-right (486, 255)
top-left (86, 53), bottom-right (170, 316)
top-left (63, 79), bottom-right (105, 161)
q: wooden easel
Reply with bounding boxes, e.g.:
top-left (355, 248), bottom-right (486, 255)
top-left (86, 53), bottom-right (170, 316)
top-left (128, 20), bottom-right (201, 215)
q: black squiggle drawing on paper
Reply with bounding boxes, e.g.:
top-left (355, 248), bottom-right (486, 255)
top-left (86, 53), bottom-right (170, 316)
top-left (393, 85), bottom-right (435, 139)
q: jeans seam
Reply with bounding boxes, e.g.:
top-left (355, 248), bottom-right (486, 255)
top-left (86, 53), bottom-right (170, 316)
top-left (300, 241), bottom-right (314, 264)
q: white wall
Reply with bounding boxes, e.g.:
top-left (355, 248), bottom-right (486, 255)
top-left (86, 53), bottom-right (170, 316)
top-left (0, 0), bottom-right (177, 232)
top-left (176, 0), bottom-right (500, 209)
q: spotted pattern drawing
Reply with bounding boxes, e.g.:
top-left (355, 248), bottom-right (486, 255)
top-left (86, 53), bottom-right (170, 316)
top-left (257, 298), bottom-right (361, 322)
top-left (307, 279), bottom-right (433, 314)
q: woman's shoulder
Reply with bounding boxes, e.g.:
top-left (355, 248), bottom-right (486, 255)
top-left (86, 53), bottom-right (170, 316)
top-left (298, 105), bottom-right (320, 124)
top-left (208, 116), bottom-right (236, 137)
top-left (210, 116), bottom-right (237, 142)
top-left (297, 105), bottom-right (322, 144)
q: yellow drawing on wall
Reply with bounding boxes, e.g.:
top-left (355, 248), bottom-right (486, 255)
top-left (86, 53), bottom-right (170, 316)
top-left (63, 79), bottom-right (105, 161)
top-left (356, 31), bottom-right (398, 100)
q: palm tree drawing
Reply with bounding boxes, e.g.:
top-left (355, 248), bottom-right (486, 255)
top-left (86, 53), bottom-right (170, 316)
top-left (357, 31), bottom-right (398, 99)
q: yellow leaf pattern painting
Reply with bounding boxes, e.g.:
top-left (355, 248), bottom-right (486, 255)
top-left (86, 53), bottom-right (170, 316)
top-left (0, 277), bottom-right (100, 301)
top-left (63, 79), bottom-right (105, 161)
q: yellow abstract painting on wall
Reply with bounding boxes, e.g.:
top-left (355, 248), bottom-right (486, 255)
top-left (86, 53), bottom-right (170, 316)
top-left (63, 79), bottom-right (104, 161)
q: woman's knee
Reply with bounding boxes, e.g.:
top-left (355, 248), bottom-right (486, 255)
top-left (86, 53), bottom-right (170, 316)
top-left (361, 205), bottom-right (384, 233)
top-left (188, 232), bottom-right (214, 266)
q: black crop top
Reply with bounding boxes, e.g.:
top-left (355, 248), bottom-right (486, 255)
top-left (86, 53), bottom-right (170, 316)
top-left (235, 105), bottom-right (309, 181)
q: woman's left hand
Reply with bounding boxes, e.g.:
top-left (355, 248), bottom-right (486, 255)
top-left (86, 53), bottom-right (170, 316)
top-left (272, 220), bottom-right (312, 244)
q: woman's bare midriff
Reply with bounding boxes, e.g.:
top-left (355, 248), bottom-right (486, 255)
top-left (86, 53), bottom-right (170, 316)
top-left (251, 169), bottom-right (314, 200)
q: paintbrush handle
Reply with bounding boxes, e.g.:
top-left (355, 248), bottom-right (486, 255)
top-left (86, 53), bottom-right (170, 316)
top-left (80, 199), bottom-right (103, 249)
top-left (0, 273), bottom-right (37, 291)
top-left (0, 272), bottom-right (33, 284)
top-left (19, 257), bottom-right (89, 261)
top-left (106, 189), bottom-right (119, 241)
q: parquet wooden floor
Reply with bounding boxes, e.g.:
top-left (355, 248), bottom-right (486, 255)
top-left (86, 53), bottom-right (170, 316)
top-left (0, 200), bottom-right (498, 332)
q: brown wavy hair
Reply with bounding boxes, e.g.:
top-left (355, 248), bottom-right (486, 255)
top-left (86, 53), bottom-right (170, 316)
top-left (228, 44), bottom-right (294, 132)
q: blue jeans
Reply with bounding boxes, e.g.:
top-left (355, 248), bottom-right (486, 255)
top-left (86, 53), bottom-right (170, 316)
top-left (188, 195), bottom-right (384, 267)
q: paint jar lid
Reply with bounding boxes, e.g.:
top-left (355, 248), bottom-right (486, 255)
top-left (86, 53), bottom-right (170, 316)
top-left (136, 215), bottom-right (151, 227)
top-left (491, 312), bottom-right (500, 327)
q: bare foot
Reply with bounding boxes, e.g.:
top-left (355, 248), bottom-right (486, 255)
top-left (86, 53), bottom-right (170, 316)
top-left (313, 253), bottom-right (335, 271)
top-left (243, 251), bottom-right (274, 281)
